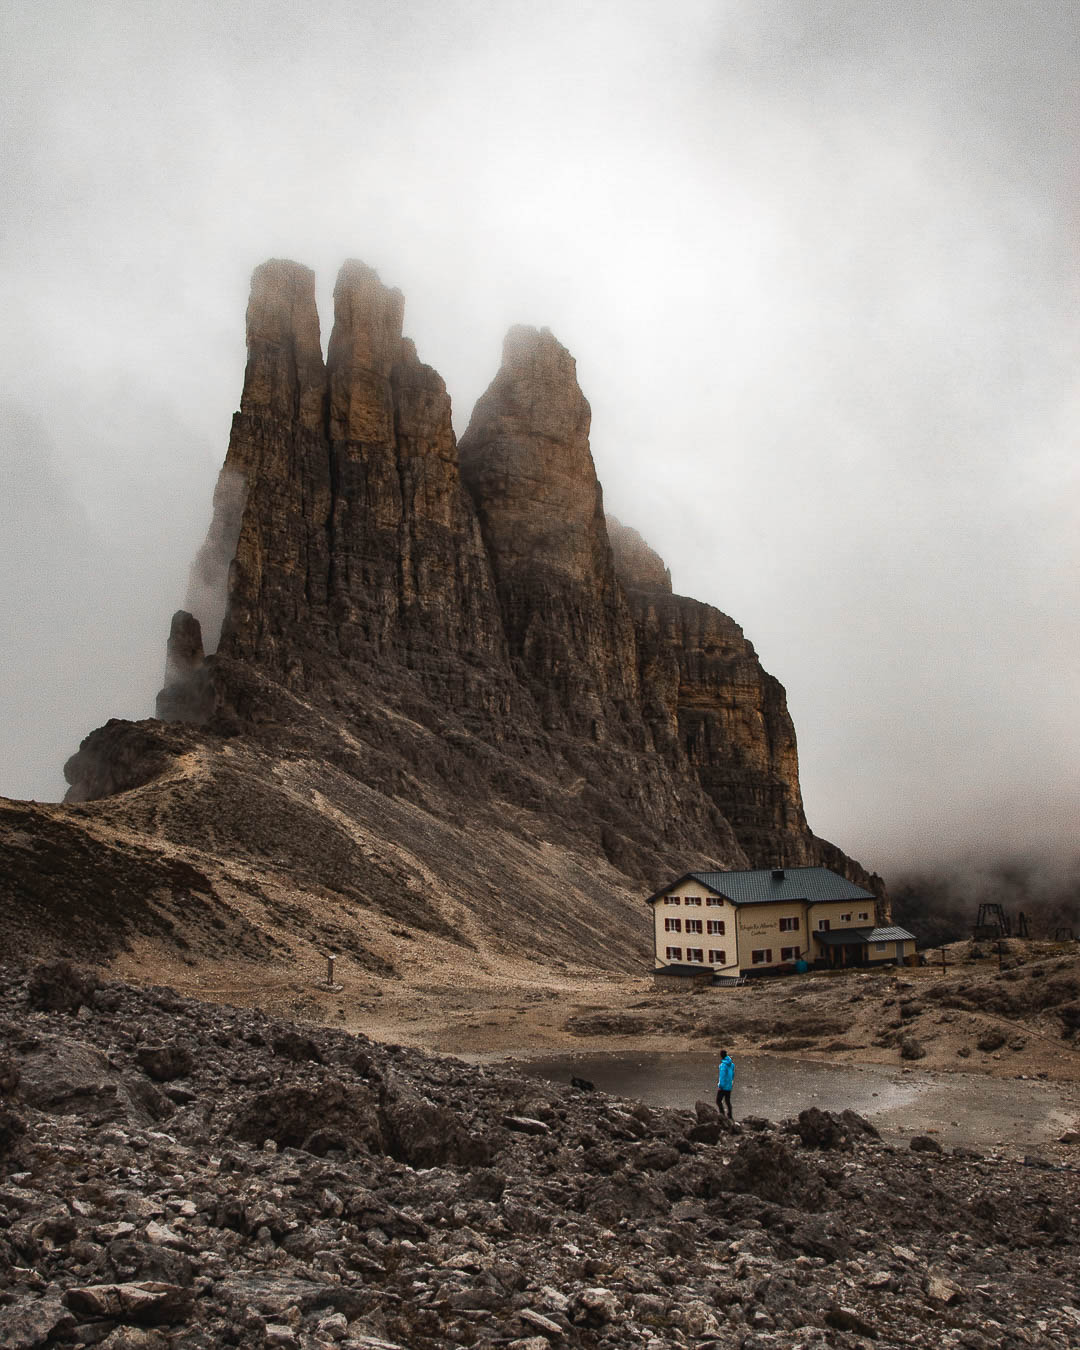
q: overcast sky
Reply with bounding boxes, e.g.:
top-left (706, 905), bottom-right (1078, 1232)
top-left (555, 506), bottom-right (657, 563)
top-left (1, 0), bottom-right (1076, 878)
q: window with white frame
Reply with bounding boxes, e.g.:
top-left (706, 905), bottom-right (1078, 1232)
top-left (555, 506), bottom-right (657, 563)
top-left (781, 945), bottom-right (800, 961)
top-left (684, 896), bottom-right (702, 906)
top-left (707, 919), bottom-right (725, 935)
top-left (685, 918), bottom-right (703, 934)
top-left (708, 949), bottom-right (727, 964)
top-left (666, 895), bottom-right (681, 905)
top-left (840, 912), bottom-right (852, 922)
top-left (665, 946), bottom-right (682, 960)
top-left (818, 919), bottom-right (830, 931)
top-left (751, 948), bottom-right (773, 964)
top-left (706, 897), bottom-right (723, 907)
top-left (859, 911), bottom-right (870, 920)
top-left (876, 942), bottom-right (888, 952)
top-left (665, 916), bottom-right (682, 932)
top-left (686, 948), bottom-right (704, 962)
top-left (779, 916), bottom-right (799, 932)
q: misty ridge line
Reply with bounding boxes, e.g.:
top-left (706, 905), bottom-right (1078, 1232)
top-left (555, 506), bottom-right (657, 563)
top-left (138, 252), bottom-right (881, 903)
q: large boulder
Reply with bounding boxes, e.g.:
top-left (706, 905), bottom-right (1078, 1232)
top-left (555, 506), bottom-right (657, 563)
top-left (18, 1037), bottom-right (169, 1125)
top-left (378, 1081), bottom-right (494, 1168)
top-left (721, 1135), bottom-right (829, 1211)
top-left (135, 1042), bottom-right (195, 1082)
top-left (26, 960), bottom-right (98, 1013)
top-left (229, 1078), bottom-right (383, 1157)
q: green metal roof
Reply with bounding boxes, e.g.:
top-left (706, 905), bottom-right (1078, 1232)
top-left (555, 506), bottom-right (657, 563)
top-left (686, 866), bottom-right (874, 905)
top-left (645, 866), bottom-right (876, 907)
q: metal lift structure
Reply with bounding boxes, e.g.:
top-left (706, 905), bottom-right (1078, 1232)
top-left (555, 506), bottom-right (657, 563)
top-left (973, 904), bottom-right (1031, 940)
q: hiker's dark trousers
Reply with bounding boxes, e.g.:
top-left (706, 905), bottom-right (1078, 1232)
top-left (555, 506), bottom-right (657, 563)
top-left (716, 1088), bottom-right (732, 1119)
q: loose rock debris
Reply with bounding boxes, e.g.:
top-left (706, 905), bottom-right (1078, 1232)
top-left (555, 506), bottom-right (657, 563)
top-left (1, 961), bottom-right (1078, 1348)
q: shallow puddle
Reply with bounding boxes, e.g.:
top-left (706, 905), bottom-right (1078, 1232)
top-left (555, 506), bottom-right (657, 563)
top-left (503, 1049), bottom-right (1076, 1153)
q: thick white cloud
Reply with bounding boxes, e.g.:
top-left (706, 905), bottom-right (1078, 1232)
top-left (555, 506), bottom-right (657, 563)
top-left (1, 1), bottom-right (1076, 877)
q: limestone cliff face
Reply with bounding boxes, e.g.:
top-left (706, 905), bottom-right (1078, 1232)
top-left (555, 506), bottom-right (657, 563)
top-left (216, 259), bottom-right (332, 678)
top-left (60, 258), bottom-right (880, 949)
top-left (608, 518), bottom-right (879, 892)
top-left (458, 328), bottom-right (642, 744)
top-left (672, 598), bottom-right (808, 864)
top-left (607, 516), bottom-right (672, 595)
top-left (620, 573), bottom-right (809, 864)
top-left (608, 518), bottom-right (808, 864)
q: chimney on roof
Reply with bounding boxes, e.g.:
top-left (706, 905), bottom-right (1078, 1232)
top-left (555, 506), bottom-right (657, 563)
top-left (772, 868), bottom-right (785, 880)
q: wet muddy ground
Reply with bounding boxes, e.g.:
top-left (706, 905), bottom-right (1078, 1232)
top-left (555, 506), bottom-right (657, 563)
top-left (502, 1049), bottom-right (1080, 1157)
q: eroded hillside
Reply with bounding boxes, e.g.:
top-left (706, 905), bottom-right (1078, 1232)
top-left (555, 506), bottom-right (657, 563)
top-left (3, 259), bottom-right (879, 984)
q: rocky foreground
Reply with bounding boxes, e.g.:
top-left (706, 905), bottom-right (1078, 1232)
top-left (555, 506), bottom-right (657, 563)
top-left (2, 963), bottom-right (1079, 1350)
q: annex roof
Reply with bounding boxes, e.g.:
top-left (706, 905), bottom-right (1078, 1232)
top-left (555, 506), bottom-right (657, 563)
top-left (815, 925), bottom-right (916, 947)
top-left (815, 928), bottom-right (873, 947)
top-left (645, 866), bottom-right (874, 906)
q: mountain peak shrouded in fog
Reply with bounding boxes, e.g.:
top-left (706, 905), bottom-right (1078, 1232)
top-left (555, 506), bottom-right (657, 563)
top-left (3, 256), bottom-right (883, 976)
top-left (149, 257), bottom-right (873, 886)
top-left (1, 3), bottom-right (1076, 887)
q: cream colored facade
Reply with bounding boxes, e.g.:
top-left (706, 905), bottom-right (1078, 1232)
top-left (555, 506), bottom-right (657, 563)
top-left (869, 935), bottom-right (917, 963)
top-left (652, 885), bottom-right (808, 974)
top-left (806, 899), bottom-right (875, 933)
top-left (651, 877), bottom-right (739, 975)
top-left (733, 899), bottom-right (808, 971)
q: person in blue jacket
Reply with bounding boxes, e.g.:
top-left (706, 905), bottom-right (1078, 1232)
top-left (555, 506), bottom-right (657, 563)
top-left (716, 1050), bottom-right (734, 1119)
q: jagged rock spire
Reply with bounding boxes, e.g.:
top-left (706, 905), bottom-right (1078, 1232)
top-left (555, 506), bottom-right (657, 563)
top-left (327, 260), bottom-right (404, 446)
top-left (460, 327), bottom-right (599, 580)
top-left (174, 258), bottom-right (515, 724)
top-left (240, 259), bottom-right (325, 429)
top-left (162, 609), bottom-right (204, 688)
top-left (459, 326), bottom-right (642, 740)
top-left (155, 611), bottom-right (212, 725)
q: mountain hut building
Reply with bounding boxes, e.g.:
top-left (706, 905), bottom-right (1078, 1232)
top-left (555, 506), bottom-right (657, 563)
top-left (646, 866), bottom-right (916, 985)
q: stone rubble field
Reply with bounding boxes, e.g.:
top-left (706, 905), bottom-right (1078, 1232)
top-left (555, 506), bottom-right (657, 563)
top-left (1, 961), bottom-right (1079, 1350)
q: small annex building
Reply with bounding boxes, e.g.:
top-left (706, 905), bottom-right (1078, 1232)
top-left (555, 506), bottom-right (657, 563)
top-left (646, 866), bottom-right (916, 983)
